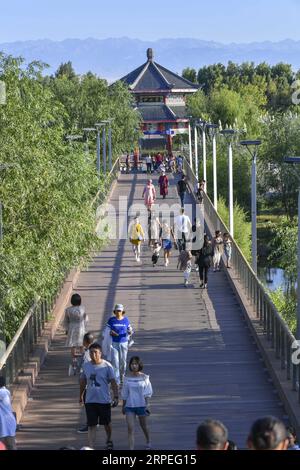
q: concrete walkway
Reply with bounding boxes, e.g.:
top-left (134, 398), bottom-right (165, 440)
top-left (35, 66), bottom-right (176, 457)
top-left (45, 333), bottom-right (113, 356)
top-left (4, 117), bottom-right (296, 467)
top-left (16, 171), bottom-right (288, 450)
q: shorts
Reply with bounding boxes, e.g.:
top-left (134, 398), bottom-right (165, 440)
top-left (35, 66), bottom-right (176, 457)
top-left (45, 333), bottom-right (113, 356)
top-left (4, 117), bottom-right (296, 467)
top-left (124, 406), bottom-right (148, 416)
top-left (162, 239), bottom-right (172, 251)
top-left (85, 403), bottom-right (111, 426)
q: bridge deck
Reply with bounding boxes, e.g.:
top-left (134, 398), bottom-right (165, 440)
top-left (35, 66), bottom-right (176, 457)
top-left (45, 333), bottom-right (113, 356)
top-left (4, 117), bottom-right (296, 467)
top-left (16, 172), bottom-right (287, 450)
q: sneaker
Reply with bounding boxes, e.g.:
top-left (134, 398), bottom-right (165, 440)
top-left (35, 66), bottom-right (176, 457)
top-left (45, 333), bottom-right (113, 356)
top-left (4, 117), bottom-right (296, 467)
top-left (137, 257), bottom-right (141, 262)
top-left (145, 442), bottom-right (152, 450)
top-left (204, 283), bottom-right (207, 289)
top-left (199, 283), bottom-right (204, 288)
top-left (106, 440), bottom-right (114, 450)
top-left (77, 425), bottom-right (88, 433)
top-left (166, 259), bottom-right (169, 266)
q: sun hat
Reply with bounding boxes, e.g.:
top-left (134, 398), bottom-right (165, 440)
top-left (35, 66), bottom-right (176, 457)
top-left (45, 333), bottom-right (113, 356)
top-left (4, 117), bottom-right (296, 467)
top-left (114, 304), bottom-right (124, 311)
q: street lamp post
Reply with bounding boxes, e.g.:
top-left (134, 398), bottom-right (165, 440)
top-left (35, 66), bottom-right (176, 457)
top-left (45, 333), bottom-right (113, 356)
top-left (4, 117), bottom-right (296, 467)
top-left (284, 156), bottom-right (300, 339)
top-left (207, 123), bottom-right (219, 210)
top-left (198, 120), bottom-right (207, 192)
top-left (194, 122), bottom-right (198, 180)
top-left (240, 140), bottom-right (262, 274)
top-left (83, 128), bottom-right (96, 159)
top-left (95, 123), bottom-right (106, 178)
top-left (188, 119), bottom-right (193, 169)
top-left (107, 119), bottom-right (114, 171)
top-left (220, 129), bottom-right (236, 237)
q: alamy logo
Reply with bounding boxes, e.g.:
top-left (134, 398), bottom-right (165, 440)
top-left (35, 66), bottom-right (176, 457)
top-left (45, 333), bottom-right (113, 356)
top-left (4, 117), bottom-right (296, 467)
top-left (291, 340), bottom-right (300, 365)
top-left (0, 81), bottom-right (6, 105)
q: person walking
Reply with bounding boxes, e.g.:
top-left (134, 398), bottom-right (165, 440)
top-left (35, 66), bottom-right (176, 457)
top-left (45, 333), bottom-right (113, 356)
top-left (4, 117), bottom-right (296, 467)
top-left (191, 218), bottom-right (203, 271)
top-left (0, 377), bottom-right (17, 450)
top-left (107, 304), bottom-right (133, 386)
top-left (158, 171), bottom-right (169, 199)
top-left (160, 220), bottom-right (175, 267)
top-left (77, 332), bottom-right (95, 433)
top-left (142, 179), bottom-right (156, 211)
top-left (147, 211), bottom-right (160, 248)
top-left (63, 293), bottom-right (88, 374)
top-left (177, 174), bottom-right (187, 207)
top-left (177, 249), bottom-right (193, 286)
top-left (145, 154), bottom-right (152, 174)
top-left (79, 343), bottom-right (119, 450)
top-left (196, 235), bottom-right (213, 289)
top-left (121, 356), bottom-right (153, 450)
top-left (151, 241), bottom-right (161, 267)
top-left (174, 208), bottom-right (192, 252)
top-left (212, 230), bottom-right (223, 271)
top-left (223, 232), bottom-right (232, 268)
top-left (129, 216), bottom-right (145, 262)
top-left (125, 153), bottom-right (130, 174)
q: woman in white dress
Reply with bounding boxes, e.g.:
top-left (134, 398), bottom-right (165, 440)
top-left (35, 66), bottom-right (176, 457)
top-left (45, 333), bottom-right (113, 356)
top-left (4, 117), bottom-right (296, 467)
top-left (63, 293), bottom-right (88, 360)
top-left (121, 356), bottom-right (153, 450)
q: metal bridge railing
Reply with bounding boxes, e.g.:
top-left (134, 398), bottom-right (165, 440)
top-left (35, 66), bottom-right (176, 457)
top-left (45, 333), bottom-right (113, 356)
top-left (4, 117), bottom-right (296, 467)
top-left (183, 158), bottom-right (300, 403)
top-left (0, 158), bottom-right (120, 386)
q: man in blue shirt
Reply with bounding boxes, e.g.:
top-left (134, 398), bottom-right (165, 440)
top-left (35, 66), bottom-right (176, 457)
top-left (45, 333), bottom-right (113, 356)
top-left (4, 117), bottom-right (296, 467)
top-left (107, 304), bottom-right (133, 386)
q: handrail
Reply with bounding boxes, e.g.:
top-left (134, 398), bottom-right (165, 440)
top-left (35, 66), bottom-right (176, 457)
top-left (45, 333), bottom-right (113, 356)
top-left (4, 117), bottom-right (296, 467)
top-left (183, 158), bottom-right (300, 401)
top-left (0, 157), bottom-right (121, 385)
top-left (91, 157), bottom-right (120, 208)
top-left (0, 299), bottom-right (40, 370)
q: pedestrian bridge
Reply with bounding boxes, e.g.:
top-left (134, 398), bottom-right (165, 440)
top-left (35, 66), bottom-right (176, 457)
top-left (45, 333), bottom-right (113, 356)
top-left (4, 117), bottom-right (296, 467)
top-left (4, 160), bottom-right (300, 450)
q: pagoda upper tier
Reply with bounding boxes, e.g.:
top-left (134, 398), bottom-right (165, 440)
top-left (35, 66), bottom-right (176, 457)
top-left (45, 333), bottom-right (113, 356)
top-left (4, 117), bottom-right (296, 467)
top-left (120, 48), bottom-right (199, 95)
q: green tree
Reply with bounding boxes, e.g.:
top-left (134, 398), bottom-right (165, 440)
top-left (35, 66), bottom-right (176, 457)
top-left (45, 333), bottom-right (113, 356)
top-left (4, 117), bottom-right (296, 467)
top-left (55, 61), bottom-right (77, 80)
top-left (182, 67), bottom-right (197, 83)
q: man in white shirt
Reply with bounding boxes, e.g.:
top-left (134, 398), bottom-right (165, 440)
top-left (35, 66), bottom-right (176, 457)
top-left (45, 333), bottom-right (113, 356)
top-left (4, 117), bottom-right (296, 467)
top-left (174, 208), bottom-right (192, 251)
top-left (145, 154), bottom-right (152, 173)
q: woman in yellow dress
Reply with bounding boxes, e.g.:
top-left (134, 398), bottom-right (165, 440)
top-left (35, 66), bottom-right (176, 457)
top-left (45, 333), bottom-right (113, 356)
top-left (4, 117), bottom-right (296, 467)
top-left (129, 216), bottom-right (145, 262)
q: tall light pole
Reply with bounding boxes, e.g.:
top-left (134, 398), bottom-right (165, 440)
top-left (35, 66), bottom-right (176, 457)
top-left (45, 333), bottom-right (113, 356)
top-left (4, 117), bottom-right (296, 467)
top-left (188, 119), bottom-right (193, 169)
top-left (220, 129), bottom-right (236, 237)
top-left (284, 156), bottom-right (300, 339)
top-left (194, 121), bottom-right (199, 180)
top-left (83, 128), bottom-right (96, 159)
top-left (198, 120), bottom-right (207, 192)
top-left (207, 123), bottom-right (219, 210)
top-left (240, 140), bottom-right (262, 274)
top-left (95, 123), bottom-right (106, 178)
top-left (107, 119), bottom-right (114, 171)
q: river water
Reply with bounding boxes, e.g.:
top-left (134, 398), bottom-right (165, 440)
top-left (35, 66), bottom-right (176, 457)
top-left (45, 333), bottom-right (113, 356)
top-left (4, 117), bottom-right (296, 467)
top-left (258, 267), bottom-right (293, 293)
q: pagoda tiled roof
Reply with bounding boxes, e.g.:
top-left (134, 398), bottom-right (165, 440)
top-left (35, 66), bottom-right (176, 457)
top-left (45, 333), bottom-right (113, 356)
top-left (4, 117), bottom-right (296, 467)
top-left (136, 103), bottom-right (188, 122)
top-left (120, 51), bottom-right (199, 93)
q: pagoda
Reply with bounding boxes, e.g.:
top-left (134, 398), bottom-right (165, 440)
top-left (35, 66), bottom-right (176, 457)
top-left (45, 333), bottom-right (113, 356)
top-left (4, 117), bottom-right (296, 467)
top-left (119, 48), bottom-right (199, 154)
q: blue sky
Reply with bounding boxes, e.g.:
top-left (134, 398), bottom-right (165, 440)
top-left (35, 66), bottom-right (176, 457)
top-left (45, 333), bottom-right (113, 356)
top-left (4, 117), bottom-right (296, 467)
top-left (0, 0), bottom-right (299, 43)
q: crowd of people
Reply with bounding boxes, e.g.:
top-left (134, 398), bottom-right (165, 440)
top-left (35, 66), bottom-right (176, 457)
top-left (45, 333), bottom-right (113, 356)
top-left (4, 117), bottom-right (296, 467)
top-left (196, 417), bottom-right (299, 451)
top-left (0, 153), bottom-right (297, 452)
top-left (62, 299), bottom-right (153, 450)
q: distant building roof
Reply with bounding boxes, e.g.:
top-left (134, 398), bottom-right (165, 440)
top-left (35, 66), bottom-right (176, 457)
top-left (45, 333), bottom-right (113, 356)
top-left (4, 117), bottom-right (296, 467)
top-left (120, 48), bottom-right (199, 93)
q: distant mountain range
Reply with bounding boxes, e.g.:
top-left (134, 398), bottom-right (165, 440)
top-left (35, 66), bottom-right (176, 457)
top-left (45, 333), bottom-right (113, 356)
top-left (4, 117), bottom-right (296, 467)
top-left (1, 37), bottom-right (300, 81)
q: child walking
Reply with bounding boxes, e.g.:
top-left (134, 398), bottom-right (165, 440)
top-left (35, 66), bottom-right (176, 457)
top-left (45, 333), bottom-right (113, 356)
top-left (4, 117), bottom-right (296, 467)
top-left (151, 241), bottom-right (161, 267)
top-left (177, 249), bottom-right (193, 286)
top-left (223, 232), bottom-right (232, 268)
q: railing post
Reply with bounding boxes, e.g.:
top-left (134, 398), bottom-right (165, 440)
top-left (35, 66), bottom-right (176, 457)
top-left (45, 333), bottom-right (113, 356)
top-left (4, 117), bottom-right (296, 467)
top-left (281, 329), bottom-right (285, 370)
top-left (287, 339), bottom-right (291, 380)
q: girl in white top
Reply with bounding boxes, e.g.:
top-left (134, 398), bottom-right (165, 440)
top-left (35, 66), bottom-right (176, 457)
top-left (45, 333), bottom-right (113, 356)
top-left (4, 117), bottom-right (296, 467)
top-left (121, 356), bottom-right (153, 450)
